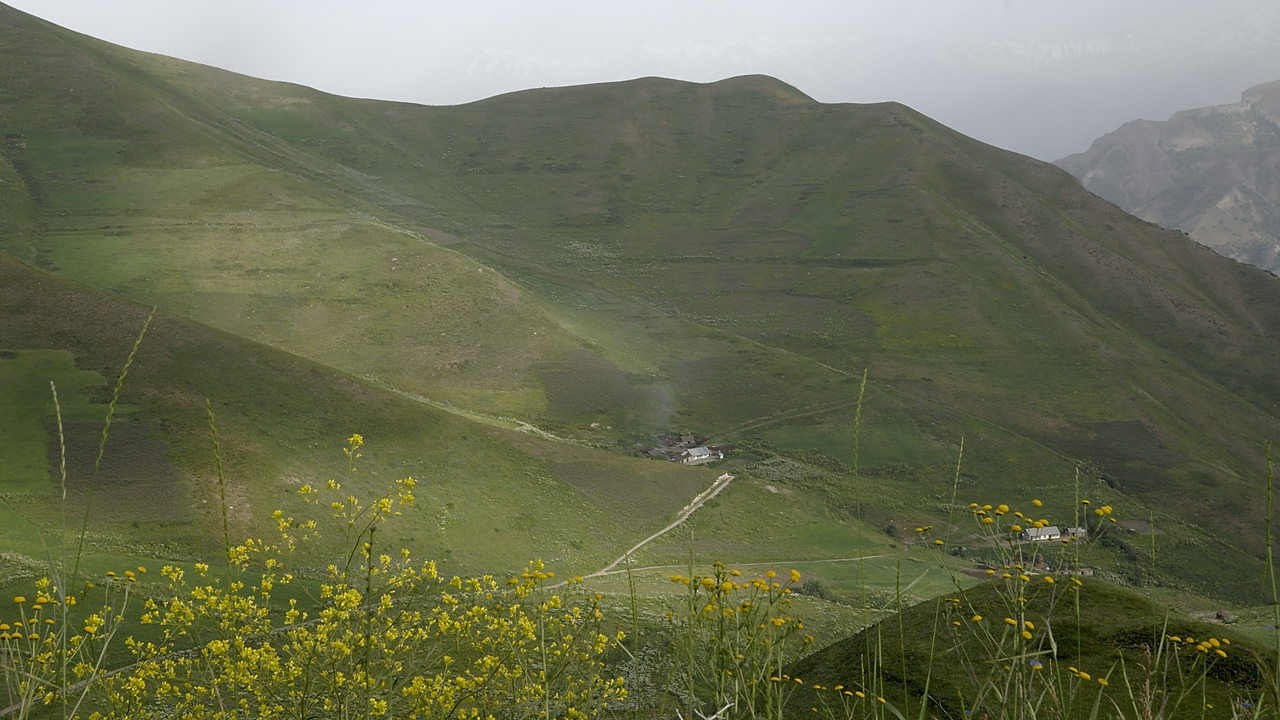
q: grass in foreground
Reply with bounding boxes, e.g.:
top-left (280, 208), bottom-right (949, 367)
top-left (5, 438), bottom-right (1279, 720)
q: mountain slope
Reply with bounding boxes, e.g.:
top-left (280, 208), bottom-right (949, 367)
top-left (2, 248), bottom-right (835, 581)
top-left (4, 3), bottom-right (1280, 603)
top-left (1056, 78), bottom-right (1280, 272)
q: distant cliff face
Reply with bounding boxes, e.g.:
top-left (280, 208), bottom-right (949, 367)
top-left (1056, 79), bottom-right (1280, 272)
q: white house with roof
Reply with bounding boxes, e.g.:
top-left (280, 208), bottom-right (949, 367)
top-left (679, 447), bottom-right (723, 465)
top-left (1020, 526), bottom-right (1062, 543)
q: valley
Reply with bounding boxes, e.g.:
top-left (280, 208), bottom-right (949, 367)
top-left (3, 4), bottom-right (1280, 715)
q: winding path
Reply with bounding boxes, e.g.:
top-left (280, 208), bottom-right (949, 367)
top-left (548, 473), bottom-right (734, 588)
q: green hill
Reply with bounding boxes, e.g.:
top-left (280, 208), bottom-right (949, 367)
top-left (3, 1), bottom-right (1280, 612)
top-left (787, 577), bottom-right (1269, 719)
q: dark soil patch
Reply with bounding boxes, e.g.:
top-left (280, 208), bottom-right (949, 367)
top-left (1057, 420), bottom-right (1186, 467)
top-left (534, 349), bottom-right (668, 422)
top-left (46, 420), bottom-right (189, 522)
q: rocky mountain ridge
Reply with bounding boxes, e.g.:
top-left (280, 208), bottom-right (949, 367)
top-left (1056, 78), bottom-right (1280, 272)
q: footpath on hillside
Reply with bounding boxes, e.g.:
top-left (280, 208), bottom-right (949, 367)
top-left (548, 473), bottom-right (734, 588)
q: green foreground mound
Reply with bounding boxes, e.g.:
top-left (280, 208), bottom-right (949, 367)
top-left (788, 577), bottom-right (1270, 719)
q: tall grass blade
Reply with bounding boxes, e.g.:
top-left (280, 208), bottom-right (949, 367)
top-left (92, 308), bottom-right (154, 477)
top-left (70, 307), bottom-right (154, 596)
top-left (896, 559), bottom-right (906, 706)
top-left (49, 380), bottom-right (68, 717)
top-left (853, 369), bottom-right (869, 632)
top-left (852, 368), bottom-right (867, 480)
top-left (916, 597), bottom-right (941, 720)
top-left (1150, 509), bottom-right (1157, 583)
top-left (206, 398), bottom-right (232, 570)
top-left (623, 555), bottom-right (641, 720)
top-left (48, 381), bottom-right (67, 592)
top-left (51, 382), bottom-right (66, 503)
top-left (1269, 441), bottom-right (1279, 709)
top-left (946, 436), bottom-right (964, 537)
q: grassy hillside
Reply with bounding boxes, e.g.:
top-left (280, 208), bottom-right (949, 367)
top-left (3, 2), bottom-right (1280, 612)
top-left (0, 252), bottom-right (809, 579)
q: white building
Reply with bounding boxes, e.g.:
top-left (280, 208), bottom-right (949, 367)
top-left (1020, 526), bottom-right (1062, 543)
top-left (679, 447), bottom-right (723, 465)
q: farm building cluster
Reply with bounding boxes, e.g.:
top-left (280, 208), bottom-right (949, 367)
top-left (1019, 525), bottom-right (1088, 543)
top-left (640, 434), bottom-right (727, 465)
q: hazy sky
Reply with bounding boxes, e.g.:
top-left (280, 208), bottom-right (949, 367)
top-left (8, 0), bottom-right (1280, 160)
